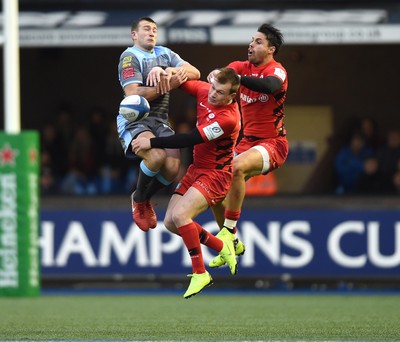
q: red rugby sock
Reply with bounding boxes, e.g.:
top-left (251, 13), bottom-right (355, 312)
top-left (194, 222), bottom-right (223, 252)
top-left (178, 222), bottom-right (206, 274)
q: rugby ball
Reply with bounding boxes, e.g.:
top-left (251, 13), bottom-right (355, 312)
top-left (119, 95), bottom-right (150, 122)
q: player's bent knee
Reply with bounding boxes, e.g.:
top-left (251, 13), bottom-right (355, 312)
top-left (232, 164), bottom-right (247, 179)
top-left (164, 217), bottom-right (178, 234)
top-left (170, 210), bottom-right (188, 228)
top-left (148, 148), bottom-right (167, 165)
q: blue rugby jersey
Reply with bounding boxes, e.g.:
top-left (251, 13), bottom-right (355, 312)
top-left (118, 45), bottom-right (186, 121)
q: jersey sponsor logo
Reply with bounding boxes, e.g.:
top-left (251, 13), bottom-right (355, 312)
top-left (240, 93), bottom-right (257, 104)
top-left (274, 67), bottom-right (286, 81)
top-left (123, 56), bottom-right (133, 63)
top-left (208, 113), bottom-right (215, 119)
top-left (122, 62), bottom-right (132, 68)
top-left (258, 94), bottom-right (269, 102)
top-left (202, 122), bottom-right (224, 141)
top-left (123, 67), bottom-right (135, 80)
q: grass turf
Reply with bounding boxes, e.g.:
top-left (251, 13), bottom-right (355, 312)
top-left (0, 293), bottom-right (399, 341)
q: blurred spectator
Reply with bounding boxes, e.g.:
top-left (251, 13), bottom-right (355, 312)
top-left (40, 123), bottom-right (61, 191)
top-left (355, 155), bottom-right (383, 194)
top-left (377, 128), bottom-right (400, 193)
top-left (335, 130), bottom-right (374, 194)
top-left (40, 149), bottom-right (58, 195)
top-left (87, 107), bottom-right (109, 168)
top-left (61, 126), bottom-right (99, 195)
top-left (359, 116), bottom-right (382, 150)
top-left (392, 169), bottom-right (400, 194)
top-left (53, 106), bottom-right (76, 179)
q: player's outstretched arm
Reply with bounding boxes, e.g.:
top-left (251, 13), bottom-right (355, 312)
top-left (179, 62), bottom-right (201, 81)
top-left (132, 129), bottom-right (203, 154)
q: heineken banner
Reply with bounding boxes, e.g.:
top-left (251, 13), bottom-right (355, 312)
top-left (0, 132), bottom-right (40, 296)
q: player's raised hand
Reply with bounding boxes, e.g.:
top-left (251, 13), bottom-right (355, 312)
top-left (156, 71), bottom-right (173, 94)
top-left (170, 68), bottom-right (188, 90)
top-left (207, 69), bottom-right (220, 84)
top-left (146, 66), bottom-right (167, 87)
top-left (131, 137), bottom-right (151, 154)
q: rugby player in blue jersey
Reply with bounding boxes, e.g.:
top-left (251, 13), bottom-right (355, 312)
top-left (117, 17), bottom-right (200, 231)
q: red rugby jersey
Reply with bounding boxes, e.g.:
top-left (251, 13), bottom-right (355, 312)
top-left (228, 59), bottom-right (288, 139)
top-left (180, 80), bottom-right (241, 171)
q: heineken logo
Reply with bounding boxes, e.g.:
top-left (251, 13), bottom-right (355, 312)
top-left (0, 173), bottom-right (18, 288)
top-left (0, 144), bottom-right (19, 167)
top-left (0, 133), bottom-right (40, 296)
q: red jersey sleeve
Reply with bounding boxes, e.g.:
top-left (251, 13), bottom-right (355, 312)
top-left (179, 80), bottom-right (203, 97)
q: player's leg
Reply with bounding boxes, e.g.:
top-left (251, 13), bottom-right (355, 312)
top-left (144, 148), bottom-right (180, 200)
top-left (170, 187), bottom-right (212, 298)
top-left (224, 147), bottom-right (264, 226)
top-left (163, 192), bottom-right (182, 235)
top-left (186, 170), bottom-right (238, 276)
top-left (131, 131), bottom-right (167, 231)
top-left (210, 199), bottom-right (226, 229)
top-left (209, 148), bottom-right (263, 268)
top-left (140, 148), bottom-right (180, 229)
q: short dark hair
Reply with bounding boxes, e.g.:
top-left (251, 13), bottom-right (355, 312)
top-left (258, 23), bottom-right (284, 55)
top-left (131, 17), bottom-right (156, 32)
top-left (215, 68), bottom-right (240, 94)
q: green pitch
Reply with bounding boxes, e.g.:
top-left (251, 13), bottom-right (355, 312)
top-left (0, 293), bottom-right (399, 341)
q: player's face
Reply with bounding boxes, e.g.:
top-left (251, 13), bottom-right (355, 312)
top-left (208, 80), bottom-right (235, 106)
top-left (248, 32), bottom-right (275, 66)
top-left (131, 20), bottom-right (158, 52)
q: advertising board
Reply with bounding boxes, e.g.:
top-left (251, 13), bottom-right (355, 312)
top-left (40, 208), bottom-right (400, 278)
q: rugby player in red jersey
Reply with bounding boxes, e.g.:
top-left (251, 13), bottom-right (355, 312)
top-left (208, 23), bottom-right (289, 268)
top-left (132, 68), bottom-right (241, 298)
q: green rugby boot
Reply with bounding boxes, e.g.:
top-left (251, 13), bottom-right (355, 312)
top-left (183, 271), bottom-right (213, 299)
top-left (219, 239), bottom-right (238, 275)
top-left (209, 228), bottom-right (245, 269)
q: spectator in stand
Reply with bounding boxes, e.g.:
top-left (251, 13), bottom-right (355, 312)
top-left (100, 121), bottom-right (135, 194)
top-left (377, 128), bottom-right (400, 193)
top-left (40, 123), bottom-right (61, 193)
top-left (359, 116), bottom-right (382, 150)
top-left (335, 130), bottom-right (374, 194)
top-left (392, 167), bottom-right (400, 194)
top-left (53, 106), bottom-right (76, 180)
top-left (40, 149), bottom-right (58, 195)
top-left (355, 155), bottom-right (382, 194)
top-left (61, 126), bottom-right (100, 195)
top-left (87, 107), bottom-right (109, 171)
